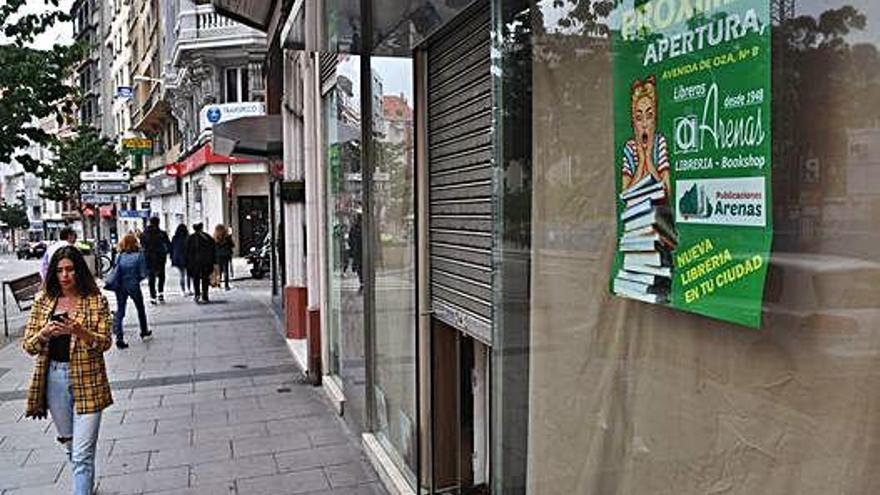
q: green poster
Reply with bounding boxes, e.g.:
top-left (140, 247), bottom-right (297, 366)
top-left (609, 0), bottom-right (773, 328)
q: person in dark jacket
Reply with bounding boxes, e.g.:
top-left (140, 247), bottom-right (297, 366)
top-left (184, 223), bottom-right (215, 303)
top-left (112, 233), bottom-right (151, 348)
top-left (139, 217), bottom-right (171, 305)
top-left (213, 224), bottom-right (235, 290)
top-left (170, 224), bottom-right (191, 296)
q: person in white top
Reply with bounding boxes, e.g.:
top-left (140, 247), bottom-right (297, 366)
top-left (40, 227), bottom-right (78, 281)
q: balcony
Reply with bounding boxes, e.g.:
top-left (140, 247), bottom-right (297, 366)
top-left (172, 6), bottom-right (267, 67)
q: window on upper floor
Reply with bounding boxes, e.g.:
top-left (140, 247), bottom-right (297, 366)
top-left (225, 67), bottom-right (251, 103)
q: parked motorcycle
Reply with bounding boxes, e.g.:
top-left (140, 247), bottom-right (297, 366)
top-left (247, 235), bottom-right (271, 279)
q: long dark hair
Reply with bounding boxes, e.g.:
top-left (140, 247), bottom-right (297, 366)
top-left (173, 224), bottom-right (188, 239)
top-left (44, 246), bottom-right (99, 297)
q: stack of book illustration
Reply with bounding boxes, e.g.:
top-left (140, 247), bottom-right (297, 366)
top-left (613, 174), bottom-right (678, 304)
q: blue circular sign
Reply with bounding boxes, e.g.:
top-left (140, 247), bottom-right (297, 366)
top-left (206, 107), bottom-right (222, 123)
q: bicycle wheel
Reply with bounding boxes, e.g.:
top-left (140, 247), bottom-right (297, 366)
top-left (97, 254), bottom-right (112, 278)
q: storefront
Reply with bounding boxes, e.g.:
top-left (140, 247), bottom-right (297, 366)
top-left (527, 0), bottom-right (880, 493)
top-left (213, 0), bottom-right (880, 494)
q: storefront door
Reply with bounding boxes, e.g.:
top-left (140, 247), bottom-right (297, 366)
top-left (237, 195), bottom-right (268, 254)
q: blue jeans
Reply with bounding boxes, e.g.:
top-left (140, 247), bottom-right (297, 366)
top-left (113, 286), bottom-right (148, 339)
top-left (177, 266), bottom-right (191, 293)
top-left (46, 361), bottom-right (102, 495)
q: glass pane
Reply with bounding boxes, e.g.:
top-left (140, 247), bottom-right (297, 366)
top-left (323, 54), bottom-right (367, 432)
top-left (370, 56), bottom-right (417, 482)
top-left (528, 0), bottom-right (880, 493)
top-left (226, 68), bottom-right (238, 103)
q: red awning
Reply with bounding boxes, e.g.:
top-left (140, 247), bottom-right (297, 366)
top-left (175, 143), bottom-right (250, 177)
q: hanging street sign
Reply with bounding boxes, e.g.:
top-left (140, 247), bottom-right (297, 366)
top-left (80, 170), bottom-right (130, 181)
top-left (117, 86), bottom-right (133, 98)
top-left (119, 209), bottom-right (151, 219)
top-left (80, 193), bottom-right (128, 204)
top-left (79, 181), bottom-right (131, 193)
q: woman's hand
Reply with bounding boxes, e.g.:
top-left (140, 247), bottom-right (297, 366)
top-left (62, 314), bottom-right (88, 340)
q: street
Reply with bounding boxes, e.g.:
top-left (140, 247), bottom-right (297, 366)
top-left (0, 256), bottom-right (386, 495)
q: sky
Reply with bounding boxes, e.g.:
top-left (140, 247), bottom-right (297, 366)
top-left (1, 0), bottom-right (74, 50)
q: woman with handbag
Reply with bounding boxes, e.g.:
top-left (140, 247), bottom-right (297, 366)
top-left (108, 233), bottom-right (151, 349)
top-left (22, 246), bottom-right (114, 495)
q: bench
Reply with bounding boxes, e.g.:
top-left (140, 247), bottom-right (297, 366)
top-left (3, 273), bottom-right (42, 337)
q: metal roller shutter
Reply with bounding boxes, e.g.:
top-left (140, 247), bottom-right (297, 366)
top-left (427, 1), bottom-right (493, 345)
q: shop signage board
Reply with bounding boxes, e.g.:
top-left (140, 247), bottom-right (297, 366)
top-left (122, 137), bottom-right (153, 156)
top-left (199, 102), bottom-right (266, 133)
top-left (146, 174), bottom-right (179, 197)
top-left (609, 0), bottom-right (772, 328)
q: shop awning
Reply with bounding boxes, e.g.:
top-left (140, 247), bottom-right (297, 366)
top-left (173, 142), bottom-right (251, 177)
top-left (212, 115), bottom-right (283, 160)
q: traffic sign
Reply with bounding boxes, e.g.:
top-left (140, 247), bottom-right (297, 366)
top-left (80, 170), bottom-right (130, 181)
top-left (80, 193), bottom-right (127, 204)
top-left (79, 181), bottom-right (131, 193)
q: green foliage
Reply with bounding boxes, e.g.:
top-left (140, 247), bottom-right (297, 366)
top-left (38, 126), bottom-right (125, 203)
top-left (0, 0), bottom-right (85, 169)
top-left (0, 198), bottom-right (29, 230)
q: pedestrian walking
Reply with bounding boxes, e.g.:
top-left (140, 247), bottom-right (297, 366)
top-left (185, 222), bottom-right (216, 303)
top-left (139, 217), bottom-right (172, 304)
top-left (40, 227), bottom-right (77, 281)
top-left (171, 224), bottom-right (192, 296)
top-left (110, 234), bottom-right (152, 349)
top-left (22, 246), bottom-right (114, 495)
top-left (213, 224), bottom-right (235, 290)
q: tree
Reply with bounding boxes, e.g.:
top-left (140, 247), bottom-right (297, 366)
top-left (0, 198), bottom-right (29, 230)
top-left (0, 0), bottom-right (84, 170)
top-left (37, 126), bottom-right (126, 204)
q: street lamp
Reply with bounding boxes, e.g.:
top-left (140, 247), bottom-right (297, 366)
top-left (132, 75), bottom-right (163, 85)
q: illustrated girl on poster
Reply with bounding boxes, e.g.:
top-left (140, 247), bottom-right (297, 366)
top-left (621, 75), bottom-right (671, 195)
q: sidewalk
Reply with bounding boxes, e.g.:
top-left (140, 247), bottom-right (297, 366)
top-left (0, 271), bottom-right (387, 494)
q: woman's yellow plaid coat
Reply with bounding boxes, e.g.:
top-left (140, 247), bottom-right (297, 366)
top-left (22, 291), bottom-right (114, 419)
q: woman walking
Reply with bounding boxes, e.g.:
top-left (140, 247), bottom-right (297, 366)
top-left (22, 246), bottom-right (114, 495)
top-left (112, 233), bottom-right (152, 348)
top-left (171, 224), bottom-right (191, 296)
top-left (213, 224), bottom-right (235, 290)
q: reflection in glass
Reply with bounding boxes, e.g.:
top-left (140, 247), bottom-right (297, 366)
top-left (528, 0), bottom-right (880, 493)
top-left (323, 54), bottom-right (367, 432)
top-left (370, 56), bottom-right (417, 483)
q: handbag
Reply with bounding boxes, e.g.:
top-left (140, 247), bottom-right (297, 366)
top-left (103, 262), bottom-right (120, 291)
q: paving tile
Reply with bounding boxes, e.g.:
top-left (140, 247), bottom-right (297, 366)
top-left (232, 431), bottom-right (311, 458)
top-left (323, 461), bottom-right (378, 488)
top-left (149, 441), bottom-right (232, 470)
top-left (160, 390), bottom-right (224, 407)
top-left (100, 418), bottom-right (157, 440)
top-left (149, 481), bottom-right (236, 495)
top-left (100, 452), bottom-right (150, 476)
top-left (0, 462), bottom-right (63, 490)
top-left (190, 453), bottom-right (277, 485)
top-left (97, 466), bottom-right (189, 494)
top-left (237, 469), bottom-right (329, 494)
top-left (307, 428), bottom-right (350, 448)
top-left (192, 421), bottom-right (268, 444)
top-left (123, 405), bottom-right (193, 424)
top-left (155, 412), bottom-right (227, 434)
top-left (275, 445), bottom-right (363, 473)
top-left (112, 431), bottom-right (192, 455)
top-left (302, 484), bottom-right (388, 495)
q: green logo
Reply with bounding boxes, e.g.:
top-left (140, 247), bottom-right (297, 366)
top-left (678, 183), bottom-right (712, 219)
